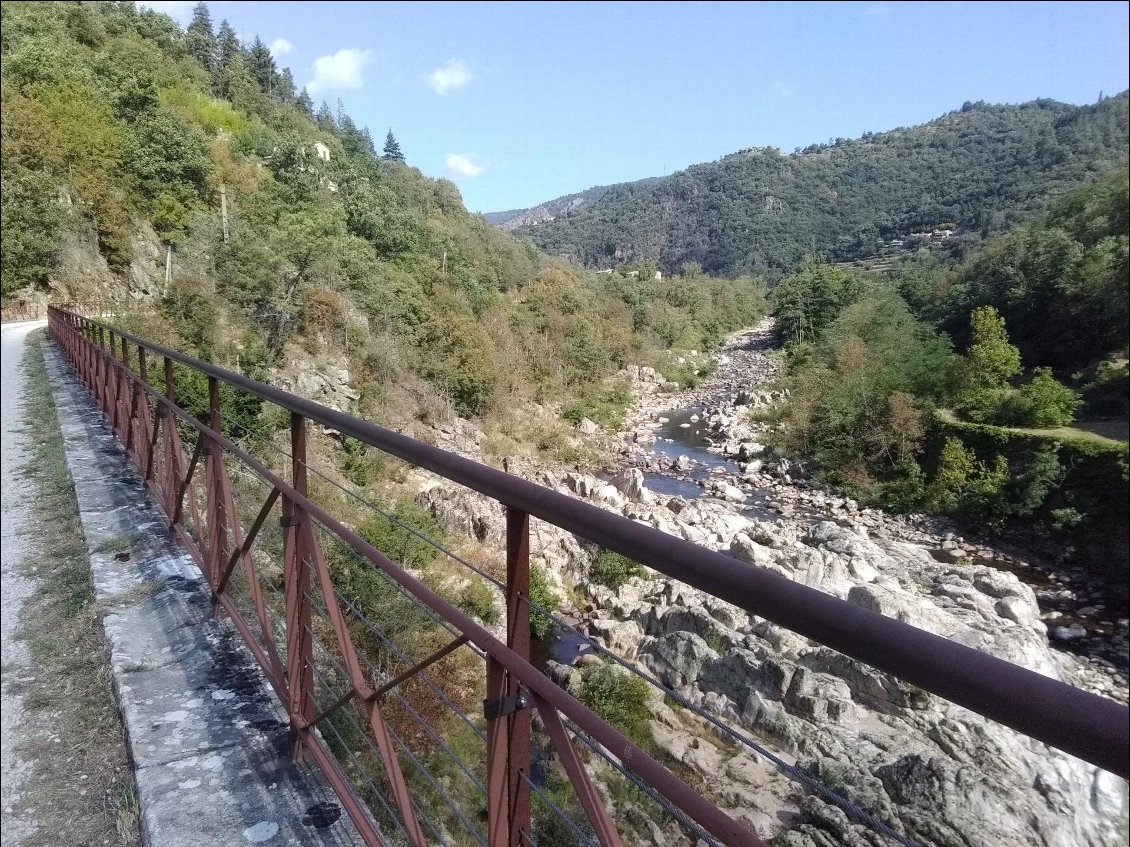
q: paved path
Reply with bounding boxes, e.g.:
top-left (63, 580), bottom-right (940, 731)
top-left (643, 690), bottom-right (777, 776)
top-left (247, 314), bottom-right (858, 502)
top-left (1, 319), bottom-right (47, 845)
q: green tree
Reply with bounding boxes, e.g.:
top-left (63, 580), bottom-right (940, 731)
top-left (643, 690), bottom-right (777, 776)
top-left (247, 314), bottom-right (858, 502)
top-left (276, 67), bottom-right (296, 102)
top-left (382, 129), bottom-right (404, 161)
top-left (296, 86), bottom-right (314, 115)
top-left (1005, 368), bottom-right (1081, 427)
top-left (927, 437), bottom-right (1009, 514)
top-left (950, 306), bottom-right (1022, 422)
top-left (246, 35), bottom-right (276, 93)
top-left (772, 258), bottom-right (867, 345)
top-left (315, 100), bottom-right (335, 132)
top-left (777, 294), bottom-right (951, 496)
top-left (213, 18), bottom-right (241, 87)
top-left (185, 2), bottom-right (215, 73)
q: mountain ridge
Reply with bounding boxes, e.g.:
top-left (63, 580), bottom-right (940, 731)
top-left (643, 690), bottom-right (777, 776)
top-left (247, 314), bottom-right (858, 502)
top-left (504, 94), bottom-right (1130, 276)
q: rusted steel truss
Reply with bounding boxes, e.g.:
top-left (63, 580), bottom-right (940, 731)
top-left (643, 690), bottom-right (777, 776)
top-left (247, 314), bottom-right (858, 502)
top-left (48, 307), bottom-right (1128, 847)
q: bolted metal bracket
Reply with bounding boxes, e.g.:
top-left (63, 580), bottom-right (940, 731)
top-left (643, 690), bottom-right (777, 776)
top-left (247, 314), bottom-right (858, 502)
top-left (483, 685), bottom-right (531, 721)
top-left (279, 515), bottom-right (300, 528)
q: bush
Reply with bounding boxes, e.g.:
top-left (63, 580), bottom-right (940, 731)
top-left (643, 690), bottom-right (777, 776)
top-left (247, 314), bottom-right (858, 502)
top-left (1002, 368), bottom-right (1080, 427)
top-left (590, 550), bottom-right (642, 591)
top-left (562, 379), bottom-right (632, 431)
top-left (358, 500), bottom-right (446, 571)
top-left (457, 578), bottom-right (497, 625)
top-left (573, 662), bottom-right (652, 748)
top-left (528, 564), bottom-right (558, 639)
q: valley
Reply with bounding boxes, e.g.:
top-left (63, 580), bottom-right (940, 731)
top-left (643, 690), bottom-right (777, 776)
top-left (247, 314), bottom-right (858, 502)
top-left (1, 2), bottom-right (1126, 845)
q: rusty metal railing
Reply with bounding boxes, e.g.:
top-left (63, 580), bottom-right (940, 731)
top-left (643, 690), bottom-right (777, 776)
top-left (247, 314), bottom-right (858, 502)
top-left (48, 306), bottom-right (1129, 846)
top-left (2, 301), bottom-right (122, 323)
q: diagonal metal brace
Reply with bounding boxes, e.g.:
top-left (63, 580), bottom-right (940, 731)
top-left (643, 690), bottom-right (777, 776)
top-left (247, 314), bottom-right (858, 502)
top-left (484, 685), bottom-right (532, 721)
top-left (303, 634), bottom-right (471, 730)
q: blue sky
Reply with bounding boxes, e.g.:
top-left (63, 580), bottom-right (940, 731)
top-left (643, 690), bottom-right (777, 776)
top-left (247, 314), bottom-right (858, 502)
top-left (146, 1), bottom-right (1129, 214)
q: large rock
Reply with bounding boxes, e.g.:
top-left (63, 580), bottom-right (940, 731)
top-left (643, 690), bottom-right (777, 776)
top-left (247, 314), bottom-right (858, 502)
top-left (638, 633), bottom-right (719, 689)
top-left (614, 468), bottom-right (655, 504)
top-left (700, 647), bottom-right (796, 704)
top-left (416, 482), bottom-right (504, 545)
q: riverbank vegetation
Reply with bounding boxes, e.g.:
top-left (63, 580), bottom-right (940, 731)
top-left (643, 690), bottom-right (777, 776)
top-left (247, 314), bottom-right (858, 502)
top-left (769, 173), bottom-right (1129, 571)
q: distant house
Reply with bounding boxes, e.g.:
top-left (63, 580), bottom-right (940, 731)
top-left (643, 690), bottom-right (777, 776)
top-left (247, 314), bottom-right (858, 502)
top-left (654, 271), bottom-right (662, 281)
top-left (314, 141), bottom-right (331, 162)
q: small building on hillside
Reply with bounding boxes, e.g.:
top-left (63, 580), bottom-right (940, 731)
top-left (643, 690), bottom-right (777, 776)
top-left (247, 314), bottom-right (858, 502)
top-left (314, 141), bottom-right (331, 162)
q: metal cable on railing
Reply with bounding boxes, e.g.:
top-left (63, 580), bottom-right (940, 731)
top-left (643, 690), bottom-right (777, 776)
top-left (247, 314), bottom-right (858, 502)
top-left (141, 352), bottom-right (1065, 846)
top-left (520, 772), bottom-right (599, 847)
top-left (311, 641), bottom-right (486, 847)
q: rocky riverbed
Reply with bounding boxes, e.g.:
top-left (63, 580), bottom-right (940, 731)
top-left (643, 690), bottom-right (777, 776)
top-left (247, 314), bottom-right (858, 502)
top-left (409, 321), bottom-right (1128, 847)
top-left (616, 321), bottom-right (1129, 698)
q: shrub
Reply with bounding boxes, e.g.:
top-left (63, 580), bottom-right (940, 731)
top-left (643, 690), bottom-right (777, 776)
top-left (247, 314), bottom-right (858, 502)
top-left (358, 500), bottom-right (446, 571)
top-left (573, 662), bottom-right (652, 748)
top-left (528, 564), bottom-right (557, 639)
top-left (457, 578), bottom-right (498, 625)
top-left (562, 379), bottom-right (632, 432)
top-left (1008, 368), bottom-right (1080, 427)
top-left (590, 550), bottom-right (642, 591)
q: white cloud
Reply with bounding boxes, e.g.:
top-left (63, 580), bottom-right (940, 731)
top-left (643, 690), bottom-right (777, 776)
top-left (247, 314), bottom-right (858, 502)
top-left (426, 58), bottom-right (472, 95)
top-left (306, 48), bottom-right (373, 94)
top-left (444, 154), bottom-right (486, 179)
top-left (269, 38), bottom-right (293, 57)
top-left (137, 1), bottom-right (194, 23)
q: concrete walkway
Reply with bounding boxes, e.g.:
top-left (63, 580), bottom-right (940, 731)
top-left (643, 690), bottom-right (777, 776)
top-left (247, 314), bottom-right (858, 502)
top-left (1, 319), bottom-right (47, 845)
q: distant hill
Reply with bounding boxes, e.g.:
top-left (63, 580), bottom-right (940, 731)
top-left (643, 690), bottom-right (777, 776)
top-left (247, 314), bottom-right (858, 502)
top-left (511, 95), bottom-right (1130, 276)
top-left (484, 178), bottom-right (661, 230)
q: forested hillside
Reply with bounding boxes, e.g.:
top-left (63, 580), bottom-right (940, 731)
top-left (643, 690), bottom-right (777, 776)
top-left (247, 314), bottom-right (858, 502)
top-left (768, 173), bottom-right (1128, 570)
top-left (516, 95), bottom-right (1129, 276)
top-left (0, 0), bottom-right (764, 437)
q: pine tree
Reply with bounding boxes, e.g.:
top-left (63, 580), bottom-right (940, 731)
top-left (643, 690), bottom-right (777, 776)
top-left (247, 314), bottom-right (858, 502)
top-left (213, 19), bottom-right (241, 92)
top-left (216, 20), bottom-right (241, 69)
top-left (315, 101), bottom-right (335, 132)
top-left (382, 129), bottom-right (404, 161)
top-left (360, 127), bottom-right (376, 156)
top-left (247, 36), bottom-right (276, 93)
top-left (276, 67), bottom-right (296, 102)
top-left (296, 87), bottom-right (314, 115)
top-left (185, 2), bottom-right (215, 73)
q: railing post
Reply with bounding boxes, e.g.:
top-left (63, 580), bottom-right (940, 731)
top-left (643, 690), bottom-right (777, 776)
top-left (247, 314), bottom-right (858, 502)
top-left (487, 507), bottom-right (532, 847)
top-left (163, 356), bottom-right (176, 515)
top-left (206, 376), bottom-right (228, 606)
top-left (284, 412), bottom-right (315, 760)
top-left (138, 346), bottom-right (154, 481)
top-left (95, 326), bottom-right (106, 412)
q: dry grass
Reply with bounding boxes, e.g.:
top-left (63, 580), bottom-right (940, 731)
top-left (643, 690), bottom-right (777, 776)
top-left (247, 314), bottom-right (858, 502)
top-left (10, 331), bottom-right (139, 847)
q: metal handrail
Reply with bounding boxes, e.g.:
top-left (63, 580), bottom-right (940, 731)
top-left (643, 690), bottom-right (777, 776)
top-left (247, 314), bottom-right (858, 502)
top-left (50, 306), bottom-right (1129, 781)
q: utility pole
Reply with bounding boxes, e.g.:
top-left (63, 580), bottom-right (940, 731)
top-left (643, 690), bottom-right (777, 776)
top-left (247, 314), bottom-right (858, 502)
top-left (220, 184), bottom-right (229, 244)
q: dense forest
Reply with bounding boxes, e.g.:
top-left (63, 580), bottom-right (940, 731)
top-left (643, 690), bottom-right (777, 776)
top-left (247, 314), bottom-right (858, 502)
top-left (0, 0), bottom-right (765, 438)
top-left (515, 94), bottom-right (1129, 276)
